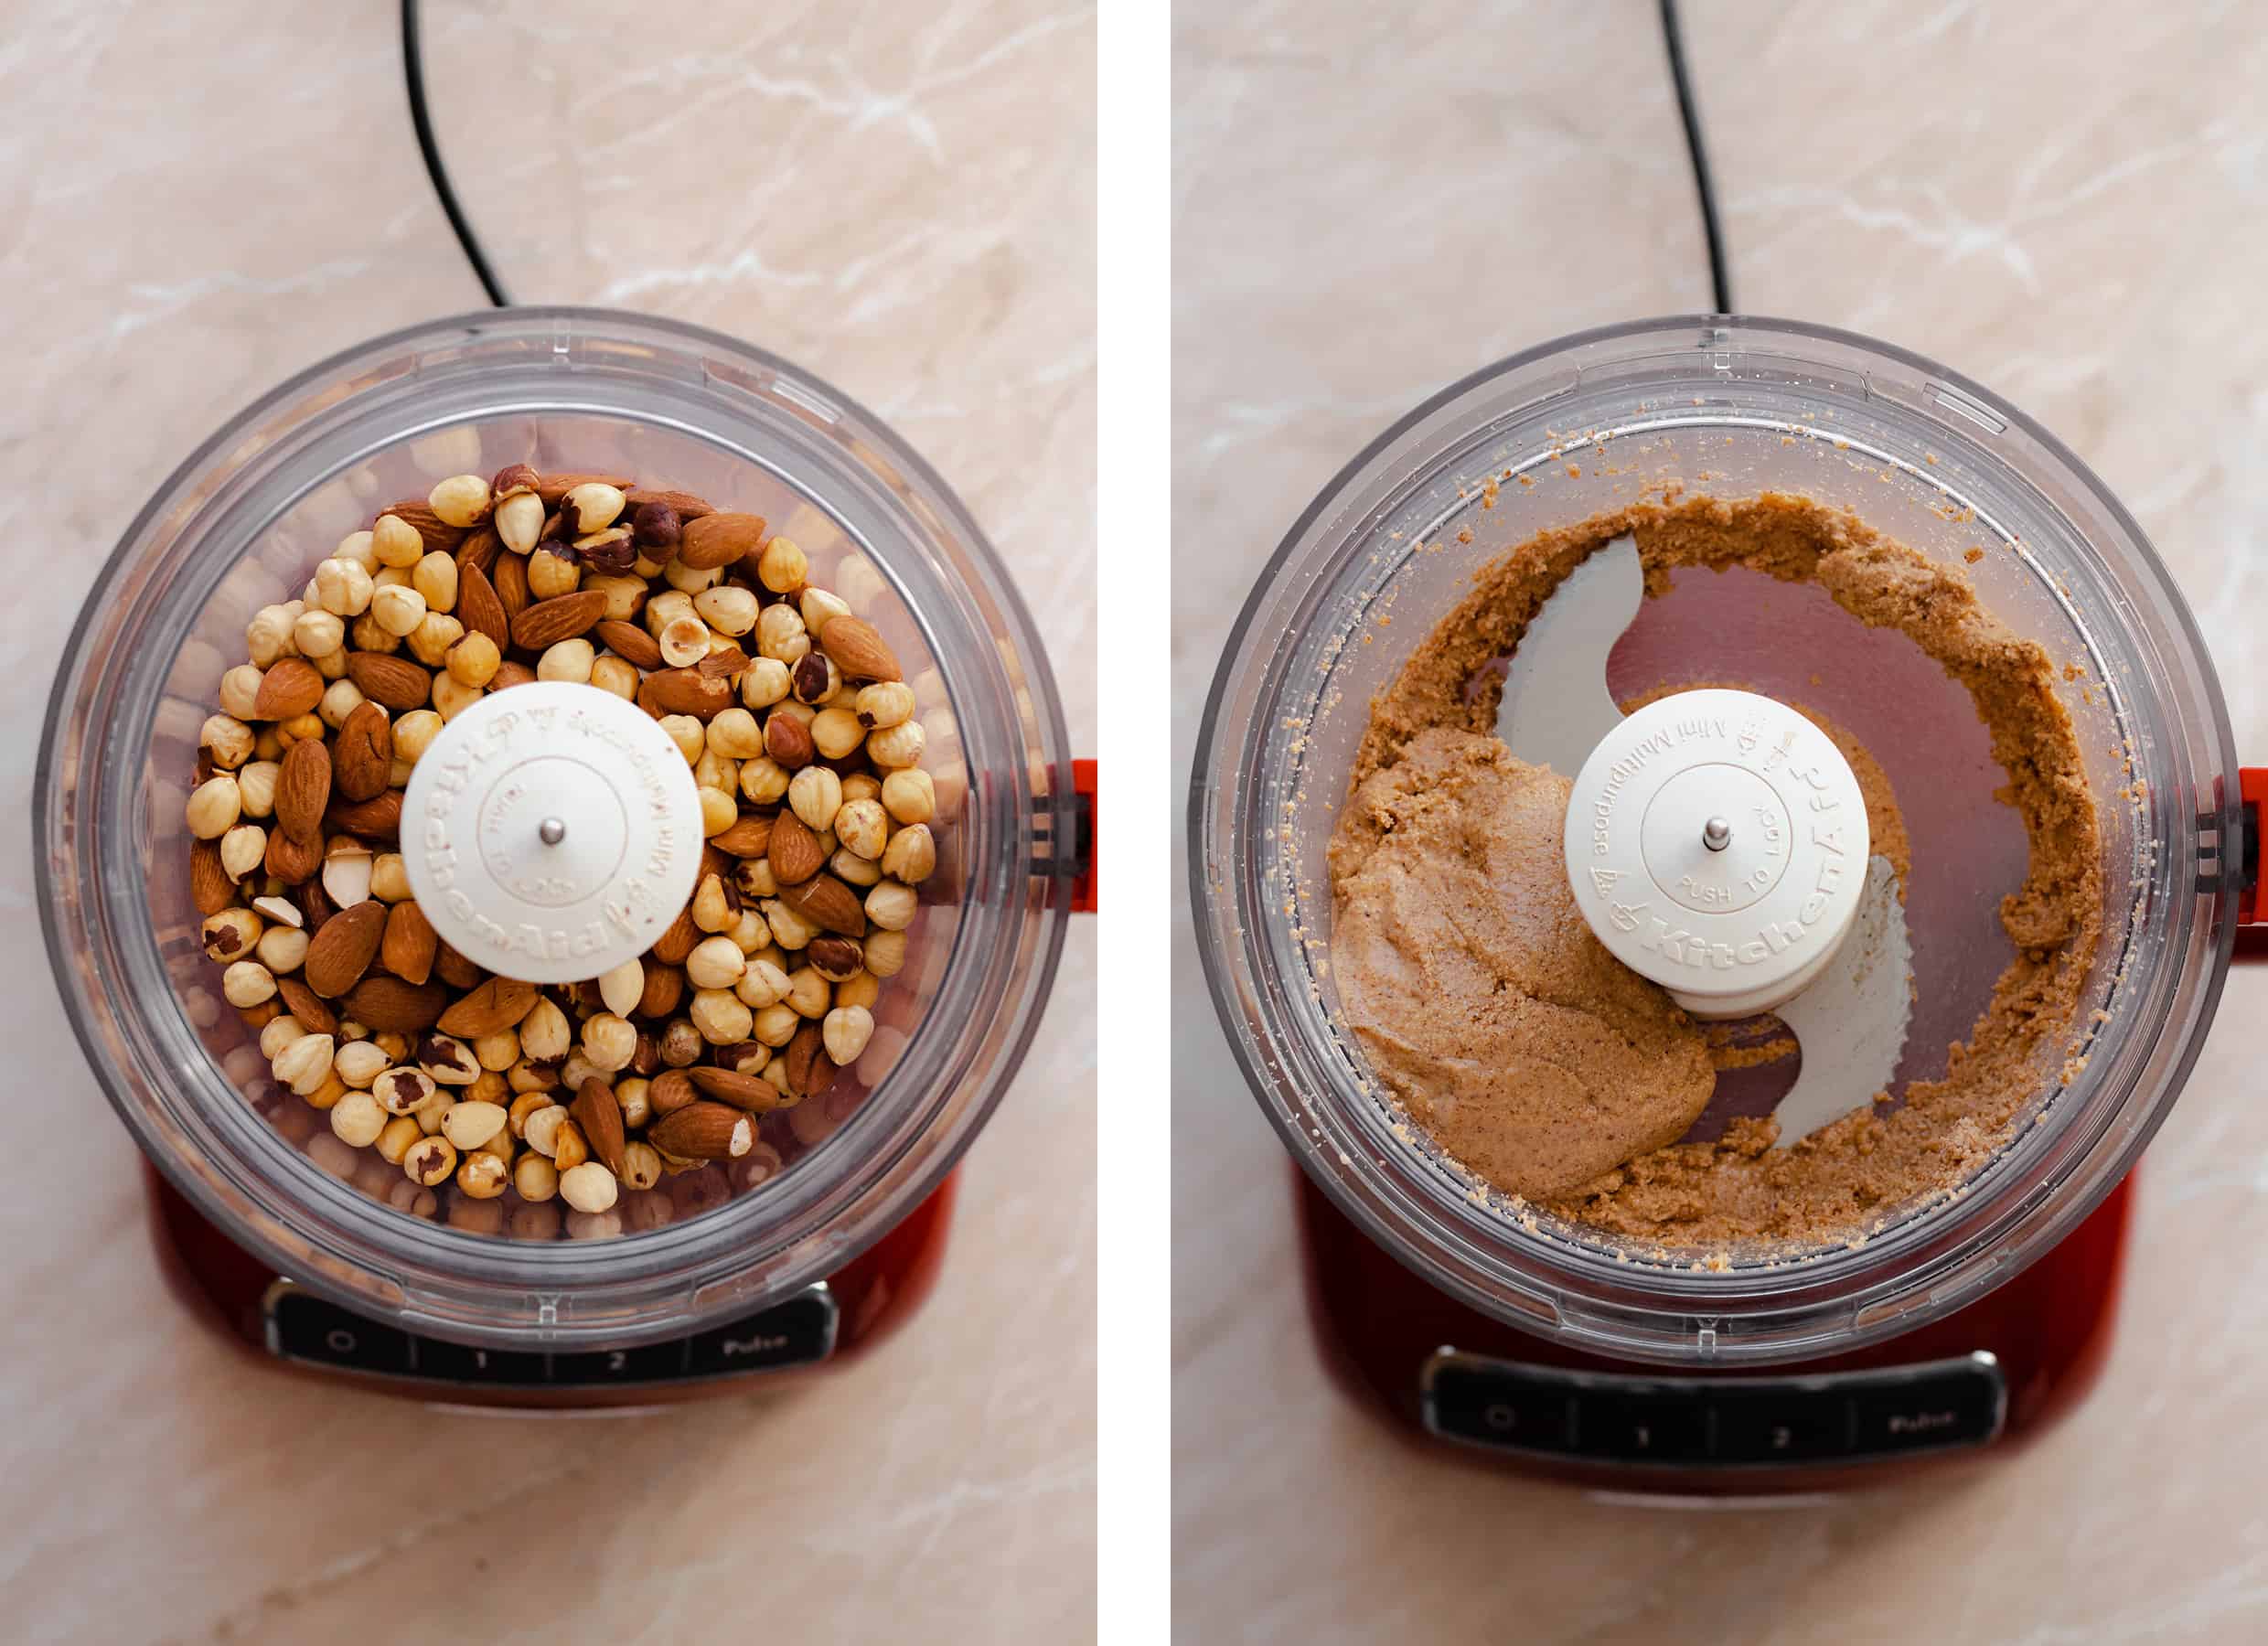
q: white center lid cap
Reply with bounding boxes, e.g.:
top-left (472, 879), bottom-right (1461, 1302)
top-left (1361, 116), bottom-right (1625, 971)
top-left (1561, 688), bottom-right (1870, 1020)
top-left (401, 681), bottom-right (704, 985)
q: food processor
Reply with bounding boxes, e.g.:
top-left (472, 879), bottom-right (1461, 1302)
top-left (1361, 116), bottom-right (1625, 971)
top-left (39, 308), bottom-right (1097, 1406)
top-left (1192, 315), bottom-right (2262, 1489)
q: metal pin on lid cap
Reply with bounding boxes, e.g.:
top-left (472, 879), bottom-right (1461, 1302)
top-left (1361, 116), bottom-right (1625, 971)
top-left (399, 682), bottom-right (704, 985)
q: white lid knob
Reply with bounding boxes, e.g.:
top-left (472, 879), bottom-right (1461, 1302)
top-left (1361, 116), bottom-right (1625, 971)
top-left (1561, 688), bottom-right (1870, 1020)
top-left (400, 682), bottom-right (704, 985)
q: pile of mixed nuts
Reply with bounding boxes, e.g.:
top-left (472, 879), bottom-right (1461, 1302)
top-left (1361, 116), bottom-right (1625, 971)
top-left (187, 465), bottom-right (940, 1237)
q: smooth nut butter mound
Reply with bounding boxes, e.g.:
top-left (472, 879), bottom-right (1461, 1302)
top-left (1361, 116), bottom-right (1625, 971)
top-left (1327, 491), bottom-right (2102, 1251)
top-left (1330, 730), bottom-right (1717, 1197)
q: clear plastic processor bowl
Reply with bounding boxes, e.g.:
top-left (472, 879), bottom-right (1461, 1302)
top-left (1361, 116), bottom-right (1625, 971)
top-left (40, 308), bottom-right (1074, 1349)
top-left (1192, 315), bottom-right (2242, 1366)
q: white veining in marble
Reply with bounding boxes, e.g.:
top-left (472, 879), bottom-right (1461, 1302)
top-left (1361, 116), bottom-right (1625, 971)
top-left (0, 3), bottom-right (1094, 1641)
top-left (1174, 3), bottom-right (2268, 1640)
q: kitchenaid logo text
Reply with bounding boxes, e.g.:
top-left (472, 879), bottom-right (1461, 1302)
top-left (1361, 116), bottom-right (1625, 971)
top-left (416, 704), bottom-right (685, 963)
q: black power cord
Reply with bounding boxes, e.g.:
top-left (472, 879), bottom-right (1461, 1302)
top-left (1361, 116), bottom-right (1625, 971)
top-left (401, 0), bottom-right (512, 308)
top-left (1657, 0), bottom-right (1732, 315)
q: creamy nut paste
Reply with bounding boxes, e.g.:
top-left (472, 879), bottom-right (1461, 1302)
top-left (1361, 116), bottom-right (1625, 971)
top-left (1327, 492), bottom-right (2102, 1249)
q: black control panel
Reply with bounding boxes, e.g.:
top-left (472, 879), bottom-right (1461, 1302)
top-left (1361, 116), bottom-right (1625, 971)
top-left (264, 1281), bottom-right (837, 1389)
top-left (1421, 1350), bottom-right (2004, 1468)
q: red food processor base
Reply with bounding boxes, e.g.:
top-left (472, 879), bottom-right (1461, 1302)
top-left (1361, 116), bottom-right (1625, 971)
top-left (1294, 1168), bottom-right (2131, 1493)
top-left (145, 1164), bottom-right (957, 1409)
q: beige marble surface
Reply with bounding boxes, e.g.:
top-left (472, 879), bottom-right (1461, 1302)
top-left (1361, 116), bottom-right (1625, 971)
top-left (1, 2), bottom-right (1094, 1641)
top-left (1174, 3), bottom-right (2268, 1640)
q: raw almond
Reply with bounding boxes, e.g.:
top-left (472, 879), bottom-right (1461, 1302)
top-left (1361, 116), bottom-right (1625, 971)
top-left (333, 701), bottom-right (392, 802)
top-left (492, 550), bottom-right (532, 621)
top-left (456, 559), bottom-right (509, 648)
top-left (345, 651), bottom-right (433, 713)
top-left (676, 512), bottom-right (766, 571)
top-left (695, 645), bottom-right (751, 682)
top-left (710, 813), bottom-right (774, 858)
top-left (433, 940), bottom-right (485, 989)
top-left (251, 657), bottom-right (326, 721)
top-left (647, 1067), bottom-right (699, 1117)
top-left (380, 500), bottom-right (463, 553)
top-left (191, 840), bottom-right (233, 915)
top-left (652, 902), bottom-right (701, 965)
top-left (642, 667), bottom-right (733, 720)
top-left (637, 961), bottom-right (684, 1019)
top-left (435, 975), bottom-right (540, 1037)
top-left (688, 1065), bottom-right (785, 1112)
top-left (326, 790), bottom-right (402, 839)
top-left (264, 826), bottom-right (325, 885)
top-left (381, 900), bottom-right (438, 986)
top-left (510, 590), bottom-right (607, 651)
top-left (275, 977), bottom-right (338, 1036)
top-left (647, 1100), bottom-right (754, 1160)
top-left (572, 1076), bottom-right (628, 1175)
top-left (780, 1020), bottom-right (836, 1098)
top-left (594, 619), bottom-right (663, 669)
top-left (297, 876), bottom-right (337, 934)
top-left (818, 615), bottom-right (902, 683)
top-left (621, 486), bottom-right (714, 520)
top-left (274, 737), bottom-right (331, 843)
top-left (534, 471), bottom-right (634, 508)
top-left (343, 974), bottom-right (450, 1031)
top-left (303, 899), bottom-right (387, 997)
top-left (764, 711), bottom-right (815, 769)
top-left (767, 812), bottom-right (825, 886)
top-left (454, 524), bottom-right (501, 577)
top-left (778, 872), bottom-right (868, 937)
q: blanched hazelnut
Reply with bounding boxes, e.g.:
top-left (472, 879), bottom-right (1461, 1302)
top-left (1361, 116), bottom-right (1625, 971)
top-left (690, 988), bottom-right (754, 1045)
top-left (644, 588), bottom-right (695, 636)
top-left (741, 656), bottom-right (792, 709)
top-left (755, 535), bottom-right (807, 593)
top-left (521, 1103), bottom-right (569, 1159)
top-left (738, 756), bottom-right (790, 806)
top-left (733, 957), bottom-right (792, 1010)
top-left (582, 1012), bottom-right (637, 1073)
top-left (733, 856), bottom-right (778, 901)
top-left (620, 1140), bottom-right (663, 1192)
top-left (255, 924), bottom-right (309, 974)
top-left (527, 546), bottom-right (581, 598)
top-left (446, 631), bottom-right (500, 687)
top-left (371, 514), bottom-right (425, 567)
top-left (245, 604), bottom-right (297, 668)
top-left (867, 720), bottom-right (925, 769)
top-left (187, 775), bottom-right (242, 839)
top-left (376, 1114), bottom-right (424, 1164)
top-left (538, 637), bottom-right (595, 684)
top-left (560, 1162), bottom-right (619, 1214)
top-left (318, 679), bottom-right (366, 730)
top-left (752, 1002), bottom-right (800, 1047)
top-left (406, 612), bottom-right (464, 668)
top-left (685, 935), bottom-right (748, 991)
top-left (810, 707), bottom-right (863, 761)
top-left (415, 1091), bottom-right (455, 1136)
top-left (237, 761), bottom-right (280, 818)
top-left (882, 824), bottom-right (936, 884)
top-left (692, 749), bottom-right (739, 795)
top-left (591, 656), bottom-right (638, 699)
top-left (369, 852), bottom-right (412, 902)
top-left (393, 710), bottom-right (444, 764)
top-left (273, 1033), bottom-right (336, 1096)
top-left (374, 1065), bottom-right (439, 1116)
top-left (431, 673), bottom-right (482, 721)
top-left (315, 557), bottom-right (375, 616)
top-left (562, 482), bottom-right (626, 534)
top-left (519, 997), bottom-right (571, 1061)
top-left (834, 969), bottom-right (882, 1011)
top-left (691, 872), bottom-right (734, 933)
top-left (657, 614), bottom-right (710, 668)
top-left (855, 681), bottom-right (915, 730)
top-left (799, 586), bottom-right (852, 632)
top-left (764, 899), bottom-right (819, 951)
top-left (221, 959), bottom-right (276, 1008)
top-left (334, 1040), bottom-right (390, 1088)
top-left (695, 584), bottom-right (758, 636)
top-left (865, 882), bottom-right (918, 932)
top-left (456, 1150), bottom-right (509, 1200)
top-left (698, 787), bottom-right (739, 837)
top-left (785, 967), bottom-right (830, 1020)
top-left (788, 766), bottom-right (842, 832)
top-left (198, 713), bottom-right (255, 771)
top-left (427, 474), bottom-right (491, 529)
top-left (369, 583), bottom-right (426, 638)
top-left (259, 1014), bottom-right (309, 1058)
top-left (834, 798), bottom-right (888, 860)
top-left (823, 1005), bottom-right (874, 1065)
top-left (291, 608), bottom-right (344, 659)
top-left (882, 768), bottom-right (936, 825)
top-left (830, 847), bottom-right (883, 888)
top-left (330, 1091), bottom-right (387, 1147)
top-left (513, 1153), bottom-right (560, 1202)
top-left (219, 823), bottom-right (267, 883)
top-left (755, 604), bottom-right (808, 665)
top-left (465, 1067), bottom-right (509, 1106)
top-left (706, 707), bottom-right (763, 760)
top-left (496, 490), bottom-right (544, 553)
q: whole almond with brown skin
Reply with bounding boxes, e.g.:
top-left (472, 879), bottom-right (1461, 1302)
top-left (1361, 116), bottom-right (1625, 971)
top-left (380, 501), bottom-right (463, 553)
top-left (767, 811), bottom-right (825, 886)
top-left (818, 616), bottom-right (902, 683)
top-left (677, 512), bottom-right (767, 572)
top-left (303, 899), bottom-right (387, 997)
top-left (490, 660), bottom-right (536, 691)
top-left (689, 1065), bottom-right (784, 1112)
top-left (638, 961), bottom-right (685, 1020)
top-left (572, 1077), bottom-right (629, 1175)
top-left (433, 939), bottom-right (484, 989)
top-left (781, 1021), bottom-right (836, 1098)
top-left (345, 652), bottom-right (433, 714)
top-left (648, 1101), bottom-right (754, 1160)
top-left (297, 876), bottom-right (337, 934)
top-left (696, 645), bottom-right (751, 683)
top-left (333, 701), bottom-right (392, 802)
top-left (191, 840), bottom-right (233, 915)
top-left (710, 813), bottom-right (774, 858)
top-left (644, 667), bottom-right (733, 720)
top-left (594, 620), bottom-right (663, 669)
top-left (651, 902), bottom-right (701, 965)
top-left (510, 590), bottom-right (607, 651)
top-left (435, 975), bottom-right (540, 1037)
top-left (454, 524), bottom-right (501, 577)
top-left (534, 471), bottom-right (634, 508)
top-left (492, 550), bottom-right (531, 621)
top-left (764, 711), bottom-right (815, 769)
top-left (622, 486), bottom-right (714, 520)
top-left (779, 872), bottom-right (868, 937)
top-left (275, 737), bottom-right (331, 843)
top-left (326, 790), bottom-right (402, 839)
top-left (343, 974), bottom-right (450, 1031)
top-left (381, 900), bottom-right (438, 985)
top-left (264, 825), bottom-right (325, 885)
top-left (456, 560), bottom-right (509, 648)
top-left (275, 977), bottom-right (338, 1036)
top-left (251, 657), bottom-right (326, 720)
top-left (647, 1067), bottom-right (699, 1117)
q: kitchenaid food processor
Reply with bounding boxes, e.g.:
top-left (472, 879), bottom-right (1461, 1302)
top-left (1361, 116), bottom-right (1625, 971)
top-left (39, 308), bottom-right (1096, 1406)
top-left (1193, 315), bottom-right (2259, 1488)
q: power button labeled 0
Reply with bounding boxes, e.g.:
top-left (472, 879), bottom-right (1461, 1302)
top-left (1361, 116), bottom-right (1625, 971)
top-left (269, 1288), bottom-right (415, 1376)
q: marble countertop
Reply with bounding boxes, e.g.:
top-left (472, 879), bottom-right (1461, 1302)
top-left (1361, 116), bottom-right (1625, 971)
top-left (1173, 3), bottom-right (2268, 1640)
top-left (2, 2), bottom-right (1093, 1641)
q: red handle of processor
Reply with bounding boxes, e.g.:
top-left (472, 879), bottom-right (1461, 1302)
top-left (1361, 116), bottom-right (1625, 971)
top-left (2235, 769), bottom-right (2268, 959)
